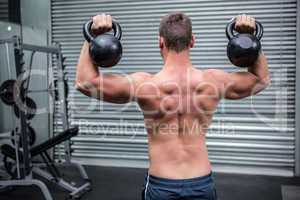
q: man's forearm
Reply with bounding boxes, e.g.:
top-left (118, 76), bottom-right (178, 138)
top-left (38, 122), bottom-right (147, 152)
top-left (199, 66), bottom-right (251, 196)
top-left (248, 52), bottom-right (270, 85)
top-left (76, 41), bottom-right (99, 84)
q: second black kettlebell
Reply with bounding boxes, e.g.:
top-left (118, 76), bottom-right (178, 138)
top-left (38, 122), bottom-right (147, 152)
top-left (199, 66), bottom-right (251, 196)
top-left (83, 19), bottom-right (122, 68)
top-left (226, 19), bottom-right (264, 68)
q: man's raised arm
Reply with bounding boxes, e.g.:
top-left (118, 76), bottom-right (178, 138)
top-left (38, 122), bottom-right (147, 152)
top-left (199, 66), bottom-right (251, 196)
top-left (75, 14), bottom-right (150, 104)
top-left (223, 52), bottom-right (269, 99)
top-left (211, 15), bottom-right (270, 100)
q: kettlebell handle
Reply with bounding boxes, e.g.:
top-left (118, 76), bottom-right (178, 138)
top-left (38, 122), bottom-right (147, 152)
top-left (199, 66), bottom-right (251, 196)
top-left (83, 19), bottom-right (122, 43)
top-left (226, 19), bottom-right (263, 41)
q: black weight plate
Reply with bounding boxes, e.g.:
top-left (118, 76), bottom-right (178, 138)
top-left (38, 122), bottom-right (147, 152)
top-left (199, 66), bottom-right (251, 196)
top-left (0, 79), bottom-right (16, 105)
top-left (13, 97), bottom-right (37, 120)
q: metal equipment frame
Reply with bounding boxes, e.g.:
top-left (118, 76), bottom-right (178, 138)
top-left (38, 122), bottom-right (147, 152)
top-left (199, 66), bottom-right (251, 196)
top-left (0, 36), bottom-right (91, 199)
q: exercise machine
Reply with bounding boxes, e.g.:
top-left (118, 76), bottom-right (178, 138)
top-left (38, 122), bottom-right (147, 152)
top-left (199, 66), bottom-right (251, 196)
top-left (0, 36), bottom-right (91, 199)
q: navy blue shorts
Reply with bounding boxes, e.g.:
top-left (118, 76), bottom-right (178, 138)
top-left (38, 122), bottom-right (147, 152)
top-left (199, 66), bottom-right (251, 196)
top-left (142, 172), bottom-right (217, 200)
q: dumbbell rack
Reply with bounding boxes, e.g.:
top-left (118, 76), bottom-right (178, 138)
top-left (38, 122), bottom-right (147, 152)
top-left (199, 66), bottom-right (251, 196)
top-left (0, 36), bottom-right (91, 200)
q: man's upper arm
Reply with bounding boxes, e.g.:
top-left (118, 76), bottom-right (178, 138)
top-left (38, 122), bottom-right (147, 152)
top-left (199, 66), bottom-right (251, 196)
top-left (210, 69), bottom-right (264, 100)
top-left (78, 72), bottom-right (151, 104)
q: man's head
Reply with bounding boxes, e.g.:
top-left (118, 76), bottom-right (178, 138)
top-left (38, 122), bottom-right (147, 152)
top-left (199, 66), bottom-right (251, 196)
top-left (159, 12), bottom-right (194, 54)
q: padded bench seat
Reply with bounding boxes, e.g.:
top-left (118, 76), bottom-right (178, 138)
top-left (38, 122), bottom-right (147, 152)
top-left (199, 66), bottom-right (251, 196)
top-left (1, 126), bottom-right (78, 160)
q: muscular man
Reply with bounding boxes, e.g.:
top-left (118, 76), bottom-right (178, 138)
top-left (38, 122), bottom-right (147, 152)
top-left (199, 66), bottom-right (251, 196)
top-left (76, 12), bottom-right (269, 200)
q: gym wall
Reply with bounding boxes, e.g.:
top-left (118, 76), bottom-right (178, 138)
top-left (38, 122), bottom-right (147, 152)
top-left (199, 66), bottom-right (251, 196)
top-left (0, 0), bottom-right (51, 147)
top-left (0, 22), bottom-right (20, 134)
top-left (51, 0), bottom-right (297, 176)
top-left (19, 0), bottom-right (52, 146)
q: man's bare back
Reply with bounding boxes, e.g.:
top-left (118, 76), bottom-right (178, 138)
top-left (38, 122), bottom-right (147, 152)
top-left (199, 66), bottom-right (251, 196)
top-left (136, 67), bottom-right (220, 179)
top-left (76, 12), bottom-right (269, 199)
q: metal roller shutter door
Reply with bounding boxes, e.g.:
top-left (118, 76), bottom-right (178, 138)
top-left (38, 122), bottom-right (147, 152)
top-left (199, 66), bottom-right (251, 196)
top-left (51, 0), bottom-right (297, 176)
top-left (0, 0), bottom-right (8, 21)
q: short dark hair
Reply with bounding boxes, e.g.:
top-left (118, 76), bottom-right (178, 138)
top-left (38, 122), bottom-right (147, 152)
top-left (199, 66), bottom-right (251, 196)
top-left (159, 12), bottom-right (192, 52)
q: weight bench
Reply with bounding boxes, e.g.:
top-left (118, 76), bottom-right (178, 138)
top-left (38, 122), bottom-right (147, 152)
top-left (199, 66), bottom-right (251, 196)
top-left (2, 126), bottom-right (78, 160)
top-left (1, 126), bottom-right (91, 199)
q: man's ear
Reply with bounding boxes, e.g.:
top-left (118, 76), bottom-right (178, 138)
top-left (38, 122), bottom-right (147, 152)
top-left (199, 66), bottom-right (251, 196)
top-left (159, 36), bottom-right (164, 49)
top-left (190, 34), bottom-right (195, 48)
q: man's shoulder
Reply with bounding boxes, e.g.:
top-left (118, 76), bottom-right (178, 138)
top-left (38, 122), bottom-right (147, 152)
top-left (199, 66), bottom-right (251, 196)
top-left (203, 68), bottom-right (227, 76)
top-left (131, 72), bottom-right (153, 79)
top-left (192, 68), bottom-right (229, 90)
top-left (202, 68), bottom-right (229, 82)
top-left (130, 72), bottom-right (153, 86)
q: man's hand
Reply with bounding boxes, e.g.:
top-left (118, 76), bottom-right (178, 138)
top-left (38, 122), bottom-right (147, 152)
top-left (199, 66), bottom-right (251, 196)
top-left (91, 14), bottom-right (113, 36)
top-left (234, 14), bottom-right (256, 34)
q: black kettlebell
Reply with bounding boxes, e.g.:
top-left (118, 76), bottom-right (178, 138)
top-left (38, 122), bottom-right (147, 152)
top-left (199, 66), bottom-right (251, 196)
top-left (83, 19), bottom-right (122, 68)
top-left (226, 19), bottom-right (263, 67)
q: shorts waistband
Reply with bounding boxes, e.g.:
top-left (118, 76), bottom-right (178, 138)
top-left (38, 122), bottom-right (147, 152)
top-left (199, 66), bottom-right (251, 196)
top-left (146, 172), bottom-right (213, 187)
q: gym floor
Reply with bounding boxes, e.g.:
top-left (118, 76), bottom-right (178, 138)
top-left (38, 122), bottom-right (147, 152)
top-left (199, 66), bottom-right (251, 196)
top-left (0, 165), bottom-right (299, 200)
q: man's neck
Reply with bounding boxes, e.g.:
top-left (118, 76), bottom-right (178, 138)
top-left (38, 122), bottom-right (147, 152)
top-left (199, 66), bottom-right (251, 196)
top-left (163, 50), bottom-right (192, 70)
